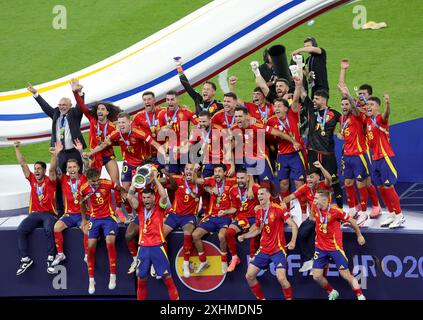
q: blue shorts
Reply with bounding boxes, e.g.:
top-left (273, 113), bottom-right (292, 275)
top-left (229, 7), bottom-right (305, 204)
top-left (276, 152), bottom-right (306, 181)
top-left (242, 157), bottom-right (274, 183)
top-left (202, 163), bottom-right (214, 178)
top-left (198, 216), bottom-right (231, 233)
top-left (372, 157), bottom-right (398, 186)
top-left (342, 154), bottom-right (371, 181)
top-left (251, 250), bottom-right (287, 270)
top-left (313, 248), bottom-right (349, 270)
top-left (121, 161), bottom-right (137, 183)
top-left (133, 215), bottom-right (139, 226)
top-left (60, 213), bottom-right (86, 228)
top-left (88, 217), bottom-right (119, 239)
top-left (231, 217), bottom-right (256, 231)
top-left (137, 244), bottom-right (171, 278)
top-left (164, 213), bottom-right (196, 230)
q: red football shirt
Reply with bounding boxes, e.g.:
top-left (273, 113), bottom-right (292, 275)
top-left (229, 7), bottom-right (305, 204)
top-left (293, 181), bottom-right (332, 206)
top-left (79, 179), bottom-right (118, 219)
top-left (132, 108), bottom-right (166, 158)
top-left (312, 204), bottom-right (350, 251)
top-left (339, 114), bottom-right (367, 156)
top-left (189, 125), bottom-right (228, 164)
top-left (211, 109), bottom-right (236, 130)
top-left (255, 203), bottom-right (290, 255)
top-left (27, 172), bottom-right (57, 214)
top-left (267, 109), bottom-right (303, 154)
top-left (158, 106), bottom-right (198, 147)
top-left (61, 174), bottom-right (87, 214)
top-left (366, 114), bottom-right (395, 160)
top-left (168, 175), bottom-right (204, 215)
top-left (138, 203), bottom-right (167, 246)
top-left (244, 102), bottom-right (274, 124)
top-left (203, 177), bottom-right (237, 217)
top-left (229, 183), bottom-right (260, 223)
top-left (109, 128), bottom-right (154, 166)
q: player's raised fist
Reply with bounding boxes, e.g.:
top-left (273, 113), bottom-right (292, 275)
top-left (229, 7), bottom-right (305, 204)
top-left (340, 59), bottom-right (349, 69)
top-left (14, 141), bottom-right (21, 148)
top-left (229, 76), bottom-right (238, 86)
top-left (70, 78), bottom-right (83, 92)
top-left (384, 94), bottom-right (390, 104)
top-left (27, 83), bottom-right (37, 94)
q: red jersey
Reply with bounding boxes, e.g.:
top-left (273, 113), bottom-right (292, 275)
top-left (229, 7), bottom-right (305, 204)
top-left (109, 128), bottom-right (154, 166)
top-left (138, 203), bottom-right (167, 247)
top-left (79, 179), bottom-right (118, 219)
top-left (366, 114), bottom-right (395, 160)
top-left (231, 122), bottom-right (276, 160)
top-left (158, 106), bottom-right (198, 147)
top-left (61, 174), bottom-right (88, 214)
top-left (73, 92), bottom-right (115, 157)
top-left (244, 102), bottom-right (274, 124)
top-left (267, 109), bottom-right (303, 154)
top-left (312, 204), bottom-right (350, 251)
top-left (229, 183), bottom-right (260, 223)
top-left (27, 173), bottom-right (57, 214)
top-left (168, 175), bottom-right (204, 215)
top-left (189, 125), bottom-right (227, 164)
top-left (339, 113), bottom-right (367, 156)
top-left (255, 203), bottom-right (290, 255)
top-left (293, 181), bottom-right (332, 206)
top-left (211, 109), bottom-right (236, 130)
top-left (132, 108), bottom-right (166, 158)
top-left (203, 177), bottom-right (237, 217)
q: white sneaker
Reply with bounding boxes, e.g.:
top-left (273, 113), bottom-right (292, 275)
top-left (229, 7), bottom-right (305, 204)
top-left (356, 212), bottom-right (369, 227)
top-left (84, 254), bottom-right (88, 264)
top-left (348, 208), bottom-right (357, 219)
top-left (221, 261), bottom-right (228, 274)
top-left (108, 273), bottom-right (116, 290)
top-left (195, 261), bottom-right (210, 274)
top-left (389, 213), bottom-right (405, 229)
top-left (128, 257), bottom-right (137, 274)
top-left (380, 212), bottom-right (396, 227)
top-left (52, 253), bottom-right (66, 266)
top-left (88, 278), bottom-right (96, 294)
top-left (299, 259), bottom-right (313, 273)
top-left (183, 261), bottom-right (190, 278)
top-left (328, 289), bottom-right (339, 300)
top-left (357, 294), bottom-right (366, 300)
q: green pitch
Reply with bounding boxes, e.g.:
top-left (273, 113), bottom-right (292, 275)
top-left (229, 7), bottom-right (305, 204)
top-left (0, 0), bottom-right (422, 164)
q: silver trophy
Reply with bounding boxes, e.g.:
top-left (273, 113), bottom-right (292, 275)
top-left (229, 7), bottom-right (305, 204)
top-left (132, 164), bottom-right (153, 189)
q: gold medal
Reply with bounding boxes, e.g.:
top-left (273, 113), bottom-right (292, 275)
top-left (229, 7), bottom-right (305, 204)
top-left (74, 199), bottom-right (79, 204)
top-left (38, 194), bottom-right (44, 201)
top-left (143, 227), bottom-right (147, 234)
top-left (321, 130), bottom-right (326, 136)
top-left (195, 197), bottom-right (199, 202)
top-left (216, 196), bottom-right (221, 207)
top-left (322, 225), bottom-right (327, 234)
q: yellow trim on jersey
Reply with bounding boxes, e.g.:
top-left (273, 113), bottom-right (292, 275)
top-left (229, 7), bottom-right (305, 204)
top-left (333, 234), bottom-right (348, 262)
top-left (160, 245), bottom-right (169, 261)
top-left (355, 136), bottom-right (363, 153)
top-left (111, 215), bottom-right (118, 223)
top-left (159, 226), bottom-right (166, 244)
top-left (380, 142), bottom-right (397, 178)
top-left (258, 145), bottom-right (274, 175)
top-left (298, 150), bottom-right (306, 170)
top-left (359, 154), bottom-right (370, 175)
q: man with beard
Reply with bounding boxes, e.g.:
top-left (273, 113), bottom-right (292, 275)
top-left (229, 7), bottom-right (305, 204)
top-left (175, 57), bottom-right (223, 116)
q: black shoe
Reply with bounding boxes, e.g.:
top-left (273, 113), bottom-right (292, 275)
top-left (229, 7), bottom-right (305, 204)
top-left (17, 258), bottom-right (34, 275)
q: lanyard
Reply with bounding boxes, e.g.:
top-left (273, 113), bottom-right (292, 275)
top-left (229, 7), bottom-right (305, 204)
top-left (165, 107), bottom-right (179, 125)
top-left (97, 121), bottom-right (108, 139)
top-left (340, 115), bottom-right (349, 134)
top-left (146, 112), bottom-right (156, 128)
top-left (317, 204), bottom-right (330, 226)
top-left (70, 178), bottom-right (78, 197)
top-left (238, 187), bottom-right (248, 204)
top-left (278, 116), bottom-right (290, 131)
top-left (262, 207), bottom-right (270, 224)
top-left (144, 207), bottom-right (153, 221)
top-left (371, 115), bottom-right (389, 136)
top-left (317, 108), bottom-right (328, 130)
top-left (119, 128), bottom-right (132, 146)
top-left (201, 127), bottom-right (211, 144)
top-left (87, 185), bottom-right (98, 198)
top-left (258, 104), bottom-right (268, 120)
top-left (36, 182), bottom-right (45, 201)
top-left (224, 112), bottom-right (235, 129)
top-left (185, 179), bottom-right (198, 197)
top-left (217, 180), bottom-right (225, 197)
top-left (202, 99), bottom-right (215, 111)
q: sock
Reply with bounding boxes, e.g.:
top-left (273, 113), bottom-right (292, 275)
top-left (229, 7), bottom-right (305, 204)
top-left (353, 287), bottom-right (363, 297)
top-left (83, 234), bottom-right (88, 256)
top-left (345, 185), bottom-right (357, 209)
top-left (221, 252), bottom-right (228, 263)
top-left (332, 182), bottom-right (343, 208)
top-left (137, 278), bottom-right (148, 300)
top-left (183, 235), bottom-right (193, 261)
top-left (163, 277), bottom-right (179, 300)
top-left (323, 283), bottom-right (333, 294)
top-left (250, 283), bottom-right (265, 300)
top-left (282, 286), bottom-right (293, 300)
top-left (127, 239), bottom-right (138, 257)
top-left (367, 184), bottom-right (380, 207)
top-left (225, 228), bottom-right (238, 256)
top-left (281, 190), bottom-right (291, 211)
top-left (87, 246), bottom-right (96, 278)
top-left (384, 187), bottom-right (402, 214)
top-left (250, 236), bottom-right (260, 258)
top-left (54, 231), bottom-right (64, 254)
top-left (378, 186), bottom-right (393, 212)
top-left (106, 243), bottom-right (117, 274)
top-left (357, 186), bottom-right (368, 211)
top-left (199, 251), bottom-right (207, 263)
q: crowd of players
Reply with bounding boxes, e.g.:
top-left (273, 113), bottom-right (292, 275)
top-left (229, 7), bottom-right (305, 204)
top-left (13, 36), bottom-right (404, 300)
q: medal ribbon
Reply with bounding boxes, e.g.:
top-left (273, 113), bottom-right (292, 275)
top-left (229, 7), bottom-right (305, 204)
top-left (184, 178), bottom-right (198, 198)
top-left (340, 115), bottom-right (349, 134)
top-left (258, 104), bottom-right (268, 120)
top-left (97, 121), bottom-right (108, 140)
top-left (317, 108), bottom-right (328, 132)
top-left (224, 112), bottom-right (235, 129)
top-left (119, 128), bottom-right (132, 146)
top-left (165, 107), bottom-right (179, 125)
top-left (70, 178), bottom-right (79, 200)
top-left (36, 182), bottom-right (45, 201)
top-left (262, 207), bottom-right (271, 224)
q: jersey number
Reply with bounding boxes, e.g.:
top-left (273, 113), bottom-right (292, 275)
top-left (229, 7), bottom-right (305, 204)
top-left (95, 197), bottom-right (104, 205)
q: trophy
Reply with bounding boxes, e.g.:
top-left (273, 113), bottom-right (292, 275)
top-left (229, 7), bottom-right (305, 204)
top-left (293, 54), bottom-right (304, 69)
top-left (289, 65), bottom-right (300, 78)
top-left (132, 164), bottom-right (153, 189)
